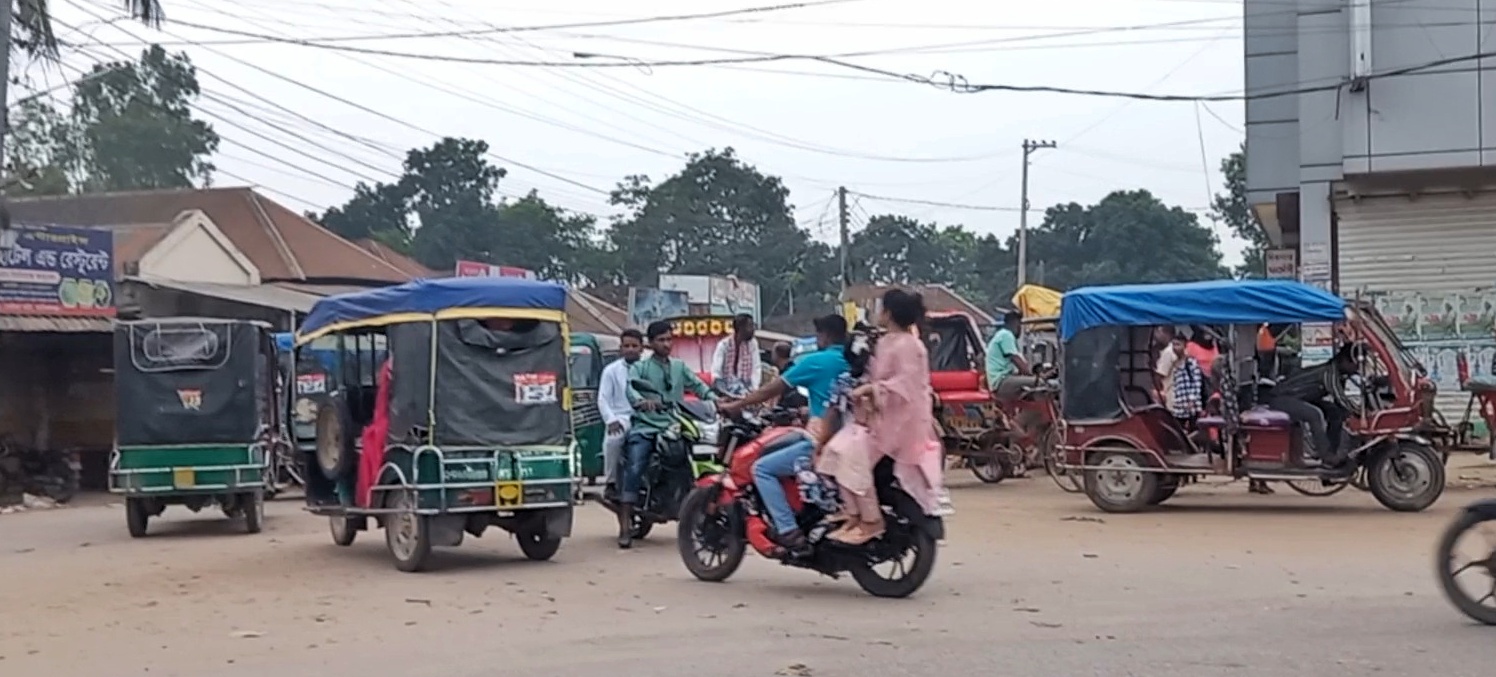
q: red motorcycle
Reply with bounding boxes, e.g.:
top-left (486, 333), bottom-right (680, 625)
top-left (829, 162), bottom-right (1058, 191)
top-left (675, 408), bottom-right (944, 598)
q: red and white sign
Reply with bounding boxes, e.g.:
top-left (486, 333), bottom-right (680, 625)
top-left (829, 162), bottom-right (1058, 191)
top-left (455, 260), bottom-right (536, 279)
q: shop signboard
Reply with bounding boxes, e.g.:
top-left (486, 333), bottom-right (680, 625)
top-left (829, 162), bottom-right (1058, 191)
top-left (0, 223), bottom-right (114, 316)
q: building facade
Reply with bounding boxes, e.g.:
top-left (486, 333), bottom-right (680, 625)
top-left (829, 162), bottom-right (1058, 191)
top-left (1245, 0), bottom-right (1496, 413)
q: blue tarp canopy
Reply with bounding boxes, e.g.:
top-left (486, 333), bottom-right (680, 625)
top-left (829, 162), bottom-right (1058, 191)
top-left (297, 277), bottom-right (568, 343)
top-left (1059, 279), bottom-right (1346, 341)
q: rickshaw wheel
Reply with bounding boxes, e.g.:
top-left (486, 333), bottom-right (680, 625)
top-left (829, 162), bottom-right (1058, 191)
top-left (1286, 479), bottom-right (1348, 497)
top-left (1435, 508), bottom-right (1496, 625)
top-left (969, 456), bottom-right (1009, 484)
top-left (385, 491), bottom-right (432, 572)
top-left (315, 396), bottom-right (357, 481)
top-left (329, 516), bottom-right (358, 546)
top-left (1082, 449), bottom-right (1158, 514)
top-left (243, 491), bottom-right (264, 534)
top-left (516, 531), bottom-right (563, 561)
top-left (1148, 475), bottom-right (1181, 505)
top-left (1367, 442), bottom-right (1446, 513)
top-left (1041, 431), bottom-right (1083, 493)
top-left (125, 498), bottom-right (150, 538)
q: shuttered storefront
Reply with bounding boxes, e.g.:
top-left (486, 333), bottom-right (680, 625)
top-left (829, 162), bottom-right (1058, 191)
top-left (1335, 192), bottom-right (1496, 420)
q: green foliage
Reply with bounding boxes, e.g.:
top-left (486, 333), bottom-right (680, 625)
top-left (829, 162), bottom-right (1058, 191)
top-left (4, 97), bottom-right (73, 196)
top-left (12, 0), bottom-right (163, 58)
top-left (1212, 144), bottom-right (1270, 278)
top-left (67, 46), bottom-right (219, 191)
top-left (1021, 189), bottom-right (1227, 289)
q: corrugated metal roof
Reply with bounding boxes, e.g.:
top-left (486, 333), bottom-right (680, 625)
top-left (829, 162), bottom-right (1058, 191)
top-left (0, 315), bottom-right (113, 332)
top-left (125, 277), bottom-right (325, 313)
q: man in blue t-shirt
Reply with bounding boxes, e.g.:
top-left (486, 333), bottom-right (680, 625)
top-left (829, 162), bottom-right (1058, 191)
top-left (720, 314), bottom-right (849, 553)
top-left (985, 310), bottom-right (1034, 399)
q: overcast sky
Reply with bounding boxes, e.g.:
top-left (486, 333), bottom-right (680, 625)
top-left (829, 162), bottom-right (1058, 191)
top-left (37, 0), bottom-right (1252, 267)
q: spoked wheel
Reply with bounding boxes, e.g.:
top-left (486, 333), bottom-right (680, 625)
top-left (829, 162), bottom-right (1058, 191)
top-left (1287, 479), bottom-right (1349, 497)
top-left (848, 516), bottom-right (939, 599)
top-left (1367, 442), bottom-right (1446, 512)
top-left (1082, 449), bottom-right (1158, 513)
top-left (969, 455), bottom-right (1009, 484)
top-left (1042, 431), bottom-right (1083, 493)
top-left (677, 486), bottom-right (746, 582)
top-left (1436, 508), bottom-right (1496, 624)
top-left (385, 491), bottom-right (432, 573)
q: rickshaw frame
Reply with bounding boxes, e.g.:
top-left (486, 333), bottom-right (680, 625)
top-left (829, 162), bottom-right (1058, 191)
top-left (1053, 279), bottom-right (1446, 513)
top-left (294, 277), bottom-right (580, 570)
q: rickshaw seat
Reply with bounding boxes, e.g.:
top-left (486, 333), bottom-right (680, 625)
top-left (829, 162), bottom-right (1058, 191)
top-left (1197, 407), bottom-right (1292, 430)
top-left (931, 370), bottom-right (981, 394)
top-left (937, 390), bottom-right (991, 405)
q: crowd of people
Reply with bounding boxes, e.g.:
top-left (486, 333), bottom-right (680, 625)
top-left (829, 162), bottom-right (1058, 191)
top-left (594, 289), bottom-right (947, 551)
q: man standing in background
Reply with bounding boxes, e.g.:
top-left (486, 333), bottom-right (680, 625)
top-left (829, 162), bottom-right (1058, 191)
top-left (598, 329), bottom-right (644, 502)
top-left (711, 313), bottom-right (761, 396)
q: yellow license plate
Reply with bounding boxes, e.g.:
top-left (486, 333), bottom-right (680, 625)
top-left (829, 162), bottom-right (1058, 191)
top-left (172, 468), bottom-right (195, 488)
top-left (495, 481), bottom-right (523, 507)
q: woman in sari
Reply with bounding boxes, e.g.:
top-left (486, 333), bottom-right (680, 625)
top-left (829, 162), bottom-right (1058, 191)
top-left (836, 289), bottom-right (944, 545)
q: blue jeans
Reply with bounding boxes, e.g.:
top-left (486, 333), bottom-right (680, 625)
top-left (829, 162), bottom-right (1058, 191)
top-left (620, 430), bottom-right (655, 504)
top-left (753, 438), bottom-right (814, 535)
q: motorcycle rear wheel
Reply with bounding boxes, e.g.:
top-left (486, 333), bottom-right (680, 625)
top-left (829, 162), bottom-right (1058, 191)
top-left (849, 521), bottom-right (938, 599)
top-left (1436, 509), bottom-right (1496, 625)
top-left (677, 486), bottom-right (746, 583)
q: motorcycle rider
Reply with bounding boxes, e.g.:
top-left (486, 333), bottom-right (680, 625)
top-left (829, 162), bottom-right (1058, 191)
top-left (711, 313), bottom-right (762, 395)
top-left (619, 320), bottom-right (717, 549)
top-left (720, 314), bottom-right (850, 554)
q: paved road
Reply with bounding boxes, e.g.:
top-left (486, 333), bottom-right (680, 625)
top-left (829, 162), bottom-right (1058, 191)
top-left (0, 477), bottom-right (1490, 677)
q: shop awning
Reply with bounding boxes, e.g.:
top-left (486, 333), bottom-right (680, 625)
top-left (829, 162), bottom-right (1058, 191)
top-left (0, 315), bottom-right (113, 332)
top-left (125, 277), bottom-right (325, 313)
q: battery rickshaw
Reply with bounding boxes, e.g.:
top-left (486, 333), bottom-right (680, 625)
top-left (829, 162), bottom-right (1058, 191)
top-left (110, 318), bottom-right (281, 536)
top-left (1055, 279), bottom-right (1446, 513)
top-left (297, 277), bottom-right (580, 572)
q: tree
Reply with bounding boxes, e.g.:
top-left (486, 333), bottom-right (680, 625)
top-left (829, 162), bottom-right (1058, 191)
top-left (4, 97), bottom-right (73, 196)
top-left (12, 1), bottom-right (162, 58)
top-left (489, 191), bottom-right (603, 284)
top-left (1212, 144), bottom-right (1270, 278)
top-left (608, 147), bottom-right (829, 310)
top-left (67, 45), bottom-right (219, 191)
top-left (1020, 189), bottom-right (1227, 290)
top-left (313, 181), bottom-right (412, 247)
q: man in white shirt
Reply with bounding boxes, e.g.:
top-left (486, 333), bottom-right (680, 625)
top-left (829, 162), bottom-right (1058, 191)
top-left (710, 314), bottom-right (761, 396)
top-left (599, 328), bottom-right (645, 500)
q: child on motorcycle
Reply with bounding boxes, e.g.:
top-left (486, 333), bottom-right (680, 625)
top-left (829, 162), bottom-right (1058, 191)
top-left (816, 329), bottom-right (879, 544)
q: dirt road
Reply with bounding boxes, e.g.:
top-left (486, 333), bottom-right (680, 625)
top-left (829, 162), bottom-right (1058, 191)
top-left (0, 477), bottom-right (1489, 677)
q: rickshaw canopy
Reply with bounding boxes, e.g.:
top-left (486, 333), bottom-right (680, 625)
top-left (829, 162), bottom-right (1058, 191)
top-left (296, 277), bottom-right (568, 345)
top-left (1012, 284), bottom-right (1062, 319)
top-left (1058, 279), bottom-right (1345, 342)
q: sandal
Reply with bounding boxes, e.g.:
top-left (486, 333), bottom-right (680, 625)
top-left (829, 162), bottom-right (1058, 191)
top-left (830, 522), bottom-right (885, 545)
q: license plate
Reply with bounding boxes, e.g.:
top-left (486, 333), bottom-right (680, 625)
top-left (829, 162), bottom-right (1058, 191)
top-left (172, 468), bottom-right (195, 488)
top-left (495, 481), bottom-right (523, 507)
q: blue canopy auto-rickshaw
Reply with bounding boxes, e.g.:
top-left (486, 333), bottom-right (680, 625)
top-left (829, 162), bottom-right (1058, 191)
top-left (295, 277), bottom-right (580, 571)
top-left (1055, 279), bottom-right (1445, 513)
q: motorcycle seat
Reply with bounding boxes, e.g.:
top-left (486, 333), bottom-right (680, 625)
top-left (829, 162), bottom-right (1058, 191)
top-left (758, 429), bottom-right (813, 457)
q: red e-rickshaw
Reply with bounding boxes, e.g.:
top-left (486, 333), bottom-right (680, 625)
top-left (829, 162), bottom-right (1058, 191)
top-left (925, 311), bottom-right (1059, 484)
top-left (1055, 279), bottom-right (1447, 513)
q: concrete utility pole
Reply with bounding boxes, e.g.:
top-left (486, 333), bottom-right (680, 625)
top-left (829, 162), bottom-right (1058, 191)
top-left (0, 0), bottom-right (15, 252)
top-left (837, 186), bottom-right (849, 293)
top-left (1016, 139), bottom-right (1056, 288)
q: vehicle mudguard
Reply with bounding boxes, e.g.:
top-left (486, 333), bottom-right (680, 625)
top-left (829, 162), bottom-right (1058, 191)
top-left (541, 505), bottom-right (574, 539)
top-left (1463, 499), bottom-right (1496, 521)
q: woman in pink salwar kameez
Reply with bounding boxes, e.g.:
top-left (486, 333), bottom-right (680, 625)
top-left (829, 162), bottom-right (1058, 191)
top-left (837, 289), bottom-right (944, 544)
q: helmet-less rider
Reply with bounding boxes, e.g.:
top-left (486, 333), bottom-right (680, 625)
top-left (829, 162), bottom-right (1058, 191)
top-left (720, 314), bottom-right (850, 555)
top-left (620, 320), bottom-right (719, 549)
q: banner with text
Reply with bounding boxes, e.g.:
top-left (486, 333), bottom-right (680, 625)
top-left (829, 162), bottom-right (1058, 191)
top-left (0, 223), bottom-right (114, 316)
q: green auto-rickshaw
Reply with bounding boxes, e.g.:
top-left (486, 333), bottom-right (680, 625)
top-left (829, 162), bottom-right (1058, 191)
top-left (569, 332), bottom-right (619, 483)
top-left (298, 276), bottom-right (581, 572)
top-left (110, 318), bottom-right (282, 537)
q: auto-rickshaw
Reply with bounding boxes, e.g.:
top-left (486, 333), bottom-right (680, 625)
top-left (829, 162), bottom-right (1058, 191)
top-left (569, 332), bottom-right (617, 483)
top-left (110, 318), bottom-right (282, 537)
top-left (1054, 279), bottom-right (1447, 513)
top-left (296, 277), bottom-right (580, 572)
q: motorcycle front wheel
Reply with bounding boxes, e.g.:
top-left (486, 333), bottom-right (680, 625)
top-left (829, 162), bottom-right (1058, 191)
top-left (1436, 508), bottom-right (1496, 625)
top-left (677, 486), bottom-right (746, 583)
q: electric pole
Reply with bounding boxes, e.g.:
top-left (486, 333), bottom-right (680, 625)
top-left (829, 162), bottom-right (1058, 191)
top-left (0, 0), bottom-right (14, 250)
top-left (837, 186), bottom-right (849, 294)
top-left (1017, 139), bottom-right (1056, 288)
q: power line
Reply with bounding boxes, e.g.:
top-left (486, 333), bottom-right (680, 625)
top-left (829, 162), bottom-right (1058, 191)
top-left (852, 192), bottom-right (1027, 212)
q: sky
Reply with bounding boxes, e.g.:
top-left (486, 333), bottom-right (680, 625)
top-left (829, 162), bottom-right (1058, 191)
top-left (34, 0), bottom-right (1253, 268)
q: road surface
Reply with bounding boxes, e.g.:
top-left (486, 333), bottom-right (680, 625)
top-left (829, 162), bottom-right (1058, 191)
top-left (0, 476), bottom-right (1490, 677)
